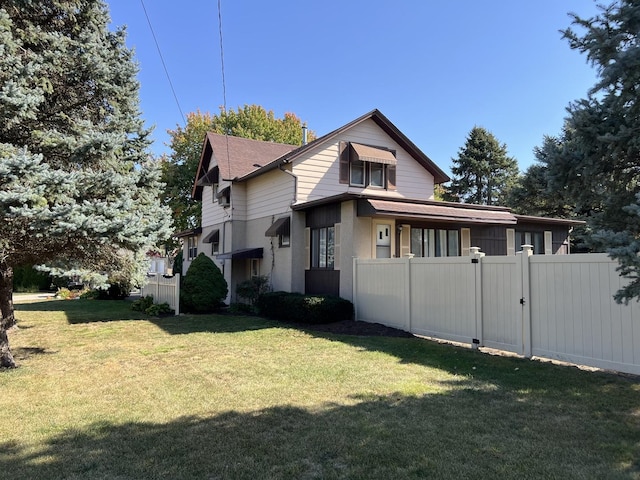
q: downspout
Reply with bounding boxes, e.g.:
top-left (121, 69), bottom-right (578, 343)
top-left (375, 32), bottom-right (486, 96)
top-left (279, 162), bottom-right (298, 206)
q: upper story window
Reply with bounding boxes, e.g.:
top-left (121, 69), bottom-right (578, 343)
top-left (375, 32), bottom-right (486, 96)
top-left (340, 142), bottom-right (397, 190)
top-left (187, 236), bottom-right (198, 260)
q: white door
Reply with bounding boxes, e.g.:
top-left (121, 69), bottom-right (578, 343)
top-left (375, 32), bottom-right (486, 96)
top-left (376, 224), bottom-right (391, 258)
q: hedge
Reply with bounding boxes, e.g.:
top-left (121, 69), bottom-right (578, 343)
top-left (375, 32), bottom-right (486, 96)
top-left (256, 291), bottom-right (353, 324)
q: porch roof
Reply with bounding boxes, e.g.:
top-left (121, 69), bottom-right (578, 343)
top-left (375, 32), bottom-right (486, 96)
top-left (358, 199), bottom-right (518, 225)
top-left (216, 248), bottom-right (263, 260)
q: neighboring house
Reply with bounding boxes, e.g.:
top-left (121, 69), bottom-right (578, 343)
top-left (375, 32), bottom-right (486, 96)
top-left (176, 109), bottom-right (581, 303)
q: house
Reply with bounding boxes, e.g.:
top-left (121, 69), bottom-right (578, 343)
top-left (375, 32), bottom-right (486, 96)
top-left (177, 109), bottom-right (581, 303)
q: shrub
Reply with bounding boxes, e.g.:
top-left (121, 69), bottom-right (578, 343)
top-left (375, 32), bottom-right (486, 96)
top-left (180, 253), bottom-right (228, 313)
top-left (173, 250), bottom-right (183, 276)
top-left (256, 291), bottom-right (353, 324)
top-left (131, 295), bottom-right (154, 312)
top-left (235, 275), bottom-right (271, 306)
top-left (145, 302), bottom-right (174, 316)
top-left (13, 265), bottom-right (51, 292)
top-left (96, 281), bottom-right (131, 300)
top-left (130, 296), bottom-right (173, 316)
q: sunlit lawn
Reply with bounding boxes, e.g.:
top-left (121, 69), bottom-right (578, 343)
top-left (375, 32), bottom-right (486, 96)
top-left (1, 297), bottom-right (639, 479)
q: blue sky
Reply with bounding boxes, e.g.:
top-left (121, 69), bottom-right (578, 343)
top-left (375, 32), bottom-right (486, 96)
top-left (107, 0), bottom-right (601, 175)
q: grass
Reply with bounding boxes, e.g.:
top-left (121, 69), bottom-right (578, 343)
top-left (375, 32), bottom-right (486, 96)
top-left (1, 298), bottom-right (639, 479)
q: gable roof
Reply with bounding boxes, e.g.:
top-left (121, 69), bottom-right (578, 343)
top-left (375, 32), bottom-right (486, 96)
top-left (192, 134), bottom-right (297, 200)
top-left (239, 109), bottom-right (450, 184)
top-left (192, 109), bottom-right (450, 200)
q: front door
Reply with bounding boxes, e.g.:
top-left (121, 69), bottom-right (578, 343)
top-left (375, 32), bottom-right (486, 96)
top-left (376, 224), bottom-right (391, 258)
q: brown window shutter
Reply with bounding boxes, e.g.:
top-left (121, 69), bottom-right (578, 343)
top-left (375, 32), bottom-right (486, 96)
top-left (387, 165), bottom-right (396, 190)
top-left (339, 142), bottom-right (350, 184)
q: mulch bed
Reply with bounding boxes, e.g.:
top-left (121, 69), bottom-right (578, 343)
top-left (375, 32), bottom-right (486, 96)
top-left (283, 319), bottom-right (414, 338)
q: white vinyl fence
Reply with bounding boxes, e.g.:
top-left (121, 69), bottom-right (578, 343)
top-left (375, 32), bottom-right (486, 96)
top-left (353, 248), bottom-right (640, 376)
top-left (140, 274), bottom-right (180, 315)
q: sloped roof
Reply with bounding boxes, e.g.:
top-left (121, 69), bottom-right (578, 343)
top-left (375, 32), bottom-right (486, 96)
top-left (192, 134), bottom-right (297, 200)
top-left (192, 109), bottom-right (451, 200)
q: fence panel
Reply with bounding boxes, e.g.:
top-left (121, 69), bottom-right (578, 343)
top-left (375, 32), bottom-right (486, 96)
top-left (409, 257), bottom-right (476, 343)
top-left (354, 259), bottom-right (409, 331)
top-left (481, 256), bottom-right (521, 353)
top-left (529, 254), bottom-right (640, 375)
top-left (140, 274), bottom-right (180, 315)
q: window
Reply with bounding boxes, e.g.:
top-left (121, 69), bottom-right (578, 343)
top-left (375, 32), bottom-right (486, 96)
top-left (340, 142), bottom-right (396, 190)
top-left (517, 231), bottom-right (550, 255)
top-left (187, 236), bottom-right (198, 260)
top-left (279, 231), bottom-right (290, 247)
top-left (410, 228), bottom-right (459, 257)
top-left (212, 183), bottom-right (218, 204)
top-left (211, 238), bottom-right (220, 255)
top-left (217, 186), bottom-right (230, 207)
top-left (250, 259), bottom-right (259, 278)
top-left (311, 226), bottom-right (335, 269)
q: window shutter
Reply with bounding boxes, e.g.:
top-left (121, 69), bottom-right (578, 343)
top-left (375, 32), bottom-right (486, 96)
top-left (544, 231), bottom-right (553, 255)
top-left (339, 142), bottom-right (350, 184)
top-left (387, 165), bottom-right (397, 191)
top-left (304, 227), bottom-right (311, 270)
top-left (334, 223), bottom-right (341, 270)
top-left (461, 228), bottom-right (471, 256)
top-left (506, 228), bottom-right (516, 256)
top-left (400, 224), bottom-right (411, 257)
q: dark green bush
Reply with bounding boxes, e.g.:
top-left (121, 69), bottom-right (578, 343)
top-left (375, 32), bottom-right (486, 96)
top-left (13, 265), bottom-right (51, 292)
top-left (180, 253), bottom-right (228, 313)
top-left (131, 295), bottom-right (154, 312)
top-left (96, 281), bottom-right (131, 300)
top-left (256, 291), bottom-right (353, 324)
top-left (173, 250), bottom-right (183, 276)
top-left (235, 275), bottom-right (270, 306)
top-left (145, 302), bottom-right (174, 316)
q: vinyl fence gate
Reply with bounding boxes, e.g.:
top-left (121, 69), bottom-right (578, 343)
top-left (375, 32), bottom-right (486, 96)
top-left (353, 247), bottom-right (640, 376)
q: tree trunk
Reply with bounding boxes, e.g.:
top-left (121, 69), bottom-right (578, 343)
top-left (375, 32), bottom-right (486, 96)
top-left (0, 264), bottom-right (15, 329)
top-left (0, 263), bottom-right (16, 368)
top-left (0, 325), bottom-right (16, 368)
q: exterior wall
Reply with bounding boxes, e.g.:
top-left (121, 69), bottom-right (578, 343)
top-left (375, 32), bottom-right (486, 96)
top-left (245, 168), bottom-right (294, 221)
top-left (293, 119), bottom-right (436, 204)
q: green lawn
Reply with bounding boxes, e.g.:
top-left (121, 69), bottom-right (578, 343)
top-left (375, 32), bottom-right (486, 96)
top-left (1, 298), bottom-right (639, 479)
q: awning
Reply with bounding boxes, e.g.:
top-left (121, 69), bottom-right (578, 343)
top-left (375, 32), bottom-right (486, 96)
top-left (216, 186), bottom-right (230, 199)
top-left (202, 229), bottom-right (219, 243)
top-left (351, 143), bottom-right (397, 165)
top-left (216, 248), bottom-right (263, 260)
top-left (265, 217), bottom-right (290, 237)
top-left (173, 227), bottom-right (202, 238)
top-left (358, 199), bottom-right (518, 225)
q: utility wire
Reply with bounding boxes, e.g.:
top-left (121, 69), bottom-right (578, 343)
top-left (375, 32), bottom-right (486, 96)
top-left (217, 0), bottom-right (232, 177)
top-left (140, 0), bottom-right (186, 125)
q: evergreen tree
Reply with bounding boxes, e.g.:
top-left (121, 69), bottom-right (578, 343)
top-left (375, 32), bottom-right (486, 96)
top-left (0, 1), bottom-right (172, 367)
top-left (506, 135), bottom-right (574, 218)
top-left (545, 0), bottom-right (640, 302)
top-left (449, 127), bottom-right (519, 205)
top-left (162, 106), bottom-right (314, 237)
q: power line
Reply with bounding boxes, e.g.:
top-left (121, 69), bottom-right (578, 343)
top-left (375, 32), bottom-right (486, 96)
top-left (217, 0), bottom-right (231, 176)
top-left (140, 0), bottom-right (186, 125)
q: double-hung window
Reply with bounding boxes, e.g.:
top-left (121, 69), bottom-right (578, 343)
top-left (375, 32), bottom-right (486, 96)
top-left (311, 226), bottom-right (335, 269)
top-left (187, 236), bottom-right (198, 260)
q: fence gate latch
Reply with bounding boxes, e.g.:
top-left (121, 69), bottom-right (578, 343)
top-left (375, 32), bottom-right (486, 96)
top-left (520, 298), bottom-right (526, 305)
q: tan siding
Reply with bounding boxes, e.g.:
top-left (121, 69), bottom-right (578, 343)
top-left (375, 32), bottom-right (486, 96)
top-left (245, 169), bottom-right (294, 220)
top-left (293, 119), bottom-right (436, 204)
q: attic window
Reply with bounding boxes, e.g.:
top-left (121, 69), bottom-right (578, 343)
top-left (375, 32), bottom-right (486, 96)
top-left (339, 142), bottom-right (397, 190)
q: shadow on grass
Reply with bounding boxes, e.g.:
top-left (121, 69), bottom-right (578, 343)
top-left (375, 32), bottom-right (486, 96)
top-left (1, 390), bottom-right (638, 480)
top-left (11, 347), bottom-right (56, 361)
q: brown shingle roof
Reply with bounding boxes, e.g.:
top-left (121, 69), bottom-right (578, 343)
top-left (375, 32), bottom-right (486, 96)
top-left (192, 134), bottom-right (297, 199)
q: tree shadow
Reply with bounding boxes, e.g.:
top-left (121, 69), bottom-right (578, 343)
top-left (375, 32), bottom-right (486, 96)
top-left (1, 391), bottom-right (637, 479)
top-left (11, 347), bottom-right (56, 360)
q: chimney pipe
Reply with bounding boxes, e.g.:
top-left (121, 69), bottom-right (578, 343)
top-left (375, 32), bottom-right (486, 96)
top-left (302, 124), bottom-right (308, 145)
